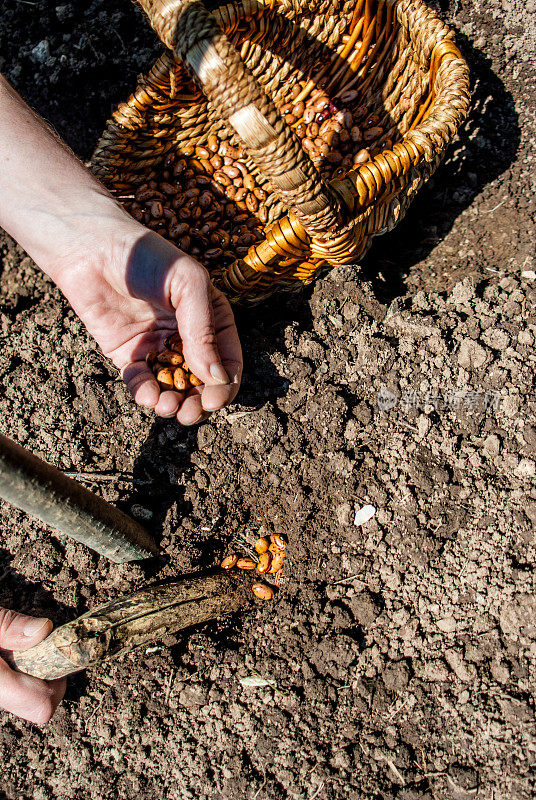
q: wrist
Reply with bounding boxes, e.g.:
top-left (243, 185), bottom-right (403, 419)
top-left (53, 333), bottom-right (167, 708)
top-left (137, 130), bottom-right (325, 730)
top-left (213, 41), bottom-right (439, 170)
top-left (0, 76), bottom-right (142, 290)
top-left (29, 193), bottom-right (137, 284)
top-left (47, 211), bottom-right (187, 316)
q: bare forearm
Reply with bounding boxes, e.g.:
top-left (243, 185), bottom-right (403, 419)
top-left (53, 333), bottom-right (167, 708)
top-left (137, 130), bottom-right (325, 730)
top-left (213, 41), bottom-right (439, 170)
top-left (0, 75), bottom-right (134, 280)
top-left (0, 75), bottom-right (242, 424)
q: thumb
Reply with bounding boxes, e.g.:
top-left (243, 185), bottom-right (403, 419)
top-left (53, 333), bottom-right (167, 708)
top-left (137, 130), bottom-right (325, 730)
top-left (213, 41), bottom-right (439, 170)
top-left (0, 607), bottom-right (52, 651)
top-left (174, 267), bottom-right (229, 386)
top-left (172, 267), bottom-right (236, 413)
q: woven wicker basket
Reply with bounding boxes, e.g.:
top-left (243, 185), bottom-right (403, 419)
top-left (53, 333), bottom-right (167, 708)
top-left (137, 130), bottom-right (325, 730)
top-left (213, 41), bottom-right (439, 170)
top-left (91, 0), bottom-right (470, 303)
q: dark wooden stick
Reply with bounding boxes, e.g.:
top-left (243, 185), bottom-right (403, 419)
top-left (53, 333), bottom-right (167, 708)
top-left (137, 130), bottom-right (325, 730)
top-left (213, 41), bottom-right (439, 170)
top-left (0, 433), bottom-right (158, 563)
top-left (11, 573), bottom-right (249, 679)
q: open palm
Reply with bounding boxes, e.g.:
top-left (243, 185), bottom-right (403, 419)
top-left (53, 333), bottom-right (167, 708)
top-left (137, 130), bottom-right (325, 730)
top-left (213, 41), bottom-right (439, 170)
top-left (56, 227), bottom-right (242, 425)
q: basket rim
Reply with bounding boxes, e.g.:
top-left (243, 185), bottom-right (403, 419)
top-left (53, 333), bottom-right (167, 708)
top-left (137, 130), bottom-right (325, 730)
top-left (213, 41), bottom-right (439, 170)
top-left (90, 0), bottom-right (470, 299)
top-left (92, 0), bottom-right (469, 188)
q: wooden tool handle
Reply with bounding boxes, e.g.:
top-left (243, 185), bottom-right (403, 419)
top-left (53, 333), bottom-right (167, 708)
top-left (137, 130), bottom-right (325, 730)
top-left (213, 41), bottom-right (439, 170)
top-left (12, 573), bottom-right (249, 679)
top-left (0, 433), bottom-right (158, 563)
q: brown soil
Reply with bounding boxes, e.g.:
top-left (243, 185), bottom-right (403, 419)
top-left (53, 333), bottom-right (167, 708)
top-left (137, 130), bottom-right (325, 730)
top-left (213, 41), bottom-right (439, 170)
top-left (1, 1), bottom-right (535, 799)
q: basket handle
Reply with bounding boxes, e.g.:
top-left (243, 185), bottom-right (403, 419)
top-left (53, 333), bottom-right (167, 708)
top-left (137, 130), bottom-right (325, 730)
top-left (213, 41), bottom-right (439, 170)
top-left (135, 0), bottom-right (343, 238)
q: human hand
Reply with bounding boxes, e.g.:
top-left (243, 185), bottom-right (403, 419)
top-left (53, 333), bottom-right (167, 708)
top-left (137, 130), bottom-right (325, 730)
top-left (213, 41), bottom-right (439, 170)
top-left (0, 607), bottom-right (66, 724)
top-left (0, 77), bottom-right (242, 426)
top-left (52, 225), bottom-right (243, 426)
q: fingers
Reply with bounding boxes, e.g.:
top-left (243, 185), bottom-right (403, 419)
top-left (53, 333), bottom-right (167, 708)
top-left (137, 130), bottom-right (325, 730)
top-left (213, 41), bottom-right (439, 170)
top-left (122, 363), bottom-right (160, 408)
top-left (170, 265), bottom-right (242, 414)
top-left (201, 288), bottom-right (242, 412)
top-left (175, 389), bottom-right (206, 426)
top-left (123, 257), bottom-right (243, 421)
top-left (0, 608), bottom-right (65, 724)
top-left (122, 363), bottom-right (184, 417)
top-left (172, 266), bottom-right (232, 388)
top-left (0, 607), bottom-right (52, 651)
top-left (200, 383), bottom-right (238, 413)
top-left (211, 289), bottom-right (243, 386)
top-left (122, 361), bottom-right (193, 419)
top-left (155, 390), bottom-right (183, 418)
top-left (0, 658), bottom-right (66, 725)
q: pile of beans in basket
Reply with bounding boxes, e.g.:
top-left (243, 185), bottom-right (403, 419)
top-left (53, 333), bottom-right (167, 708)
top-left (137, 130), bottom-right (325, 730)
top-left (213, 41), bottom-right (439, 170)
top-left (122, 82), bottom-right (387, 269)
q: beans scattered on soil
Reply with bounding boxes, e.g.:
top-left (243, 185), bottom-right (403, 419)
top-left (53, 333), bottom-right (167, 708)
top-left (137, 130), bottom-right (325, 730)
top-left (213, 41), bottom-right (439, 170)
top-left (254, 537), bottom-right (270, 554)
top-left (220, 555), bottom-right (238, 570)
top-left (236, 557), bottom-right (257, 570)
top-left (269, 551), bottom-right (285, 574)
top-left (222, 532), bottom-right (288, 599)
top-left (257, 552), bottom-right (272, 574)
top-left (252, 584), bottom-right (275, 601)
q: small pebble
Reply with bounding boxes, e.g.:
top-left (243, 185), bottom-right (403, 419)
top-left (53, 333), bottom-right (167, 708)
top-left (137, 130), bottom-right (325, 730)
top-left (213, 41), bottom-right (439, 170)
top-left (354, 504), bottom-right (376, 526)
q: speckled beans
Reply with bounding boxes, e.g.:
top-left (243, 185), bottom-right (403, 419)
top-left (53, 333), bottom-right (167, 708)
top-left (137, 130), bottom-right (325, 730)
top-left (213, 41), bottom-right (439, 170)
top-left (149, 336), bottom-right (203, 392)
top-left (123, 131), bottom-right (268, 273)
top-left (290, 90), bottom-right (384, 183)
top-left (257, 552), bottom-right (272, 574)
top-left (221, 532), bottom-right (288, 599)
top-left (237, 558), bottom-right (257, 571)
top-left (252, 584), bottom-right (274, 601)
top-left (254, 537), bottom-right (270, 554)
top-left (121, 85), bottom-right (386, 280)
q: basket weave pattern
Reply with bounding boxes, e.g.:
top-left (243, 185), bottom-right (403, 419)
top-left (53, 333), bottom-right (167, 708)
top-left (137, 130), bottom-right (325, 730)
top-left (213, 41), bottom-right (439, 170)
top-left (91, 0), bottom-right (470, 303)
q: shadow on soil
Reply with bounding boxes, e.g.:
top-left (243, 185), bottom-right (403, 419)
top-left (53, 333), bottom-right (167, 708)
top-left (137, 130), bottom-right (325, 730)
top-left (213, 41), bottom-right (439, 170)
top-left (124, 303), bottom-right (296, 563)
top-left (118, 295), bottom-right (307, 657)
top-left (360, 30), bottom-right (521, 303)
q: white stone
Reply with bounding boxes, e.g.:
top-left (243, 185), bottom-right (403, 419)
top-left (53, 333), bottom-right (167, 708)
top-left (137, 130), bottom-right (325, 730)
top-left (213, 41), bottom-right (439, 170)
top-left (354, 504), bottom-right (376, 526)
